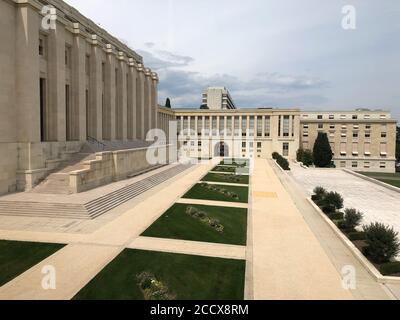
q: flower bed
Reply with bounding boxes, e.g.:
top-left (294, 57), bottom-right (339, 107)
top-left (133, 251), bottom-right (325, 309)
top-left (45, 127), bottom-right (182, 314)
top-left (199, 183), bottom-right (239, 200)
top-left (136, 272), bottom-right (176, 300)
top-left (186, 206), bottom-right (224, 233)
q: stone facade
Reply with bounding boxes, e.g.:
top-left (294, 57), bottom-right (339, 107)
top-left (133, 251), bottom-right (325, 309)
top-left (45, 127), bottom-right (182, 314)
top-left (300, 110), bottom-right (397, 172)
top-left (157, 107), bottom-right (397, 172)
top-left (0, 0), bottom-right (159, 195)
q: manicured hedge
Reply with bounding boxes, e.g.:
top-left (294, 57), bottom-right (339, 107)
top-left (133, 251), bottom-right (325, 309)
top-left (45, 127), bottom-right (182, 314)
top-left (272, 152), bottom-right (290, 171)
top-left (380, 262), bottom-right (400, 276)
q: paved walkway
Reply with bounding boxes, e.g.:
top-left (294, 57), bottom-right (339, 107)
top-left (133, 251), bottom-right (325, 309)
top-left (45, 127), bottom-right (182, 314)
top-left (129, 237), bottom-right (246, 260)
top-left (199, 181), bottom-right (249, 187)
top-left (272, 161), bottom-right (394, 300)
top-left (250, 159), bottom-right (354, 300)
top-left (0, 163), bottom-right (214, 300)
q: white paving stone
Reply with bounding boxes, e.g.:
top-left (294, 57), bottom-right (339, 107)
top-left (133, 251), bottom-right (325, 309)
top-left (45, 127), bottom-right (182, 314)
top-left (289, 162), bottom-right (400, 257)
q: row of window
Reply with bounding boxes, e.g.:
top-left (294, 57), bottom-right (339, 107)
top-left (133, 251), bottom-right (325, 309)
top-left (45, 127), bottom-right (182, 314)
top-left (340, 161), bottom-right (387, 169)
top-left (303, 131), bottom-right (387, 138)
top-left (302, 114), bottom-right (388, 120)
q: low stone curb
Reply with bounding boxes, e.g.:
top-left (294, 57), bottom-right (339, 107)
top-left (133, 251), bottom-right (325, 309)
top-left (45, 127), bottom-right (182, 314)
top-left (343, 169), bottom-right (400, 194)
top-left (307, 198), bottom-right (400, 285)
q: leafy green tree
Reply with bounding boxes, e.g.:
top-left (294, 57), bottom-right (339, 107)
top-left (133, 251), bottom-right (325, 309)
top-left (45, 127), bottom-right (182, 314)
top-left (296, 148), bottom-right (304, 162)
top-left (165, 98), bottom-right (172, 108)
top-left (313, 132), bottom-right (333, 167)
top-left (342, 208), bottom-right (364, 230)
top-left (302, 149), bottom-right (314, 167)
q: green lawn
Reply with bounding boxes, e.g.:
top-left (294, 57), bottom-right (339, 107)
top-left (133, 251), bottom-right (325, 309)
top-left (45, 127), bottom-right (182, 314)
top-left (0, 240), bottom-right (65, 287)
top-left (73, 249), bottom-right (245, 300)
top-left (142, 203), bottom-right (247, 245)
top-left (202, 172), bottom-right (249, 185)
top-left (380, 179), bottom-right (400, 188)
top-left (212, 166), bottom-right (237, 173)
top-left (183, 183), bottom-right (249, 203)
top-left (220, 159), bottom-right (249, 167)
top-left (358, 172), bottom-right (400, 178)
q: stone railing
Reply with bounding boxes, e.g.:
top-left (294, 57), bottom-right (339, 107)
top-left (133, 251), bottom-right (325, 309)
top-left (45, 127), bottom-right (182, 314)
top-left (69, 144), bottom-right (171, 193)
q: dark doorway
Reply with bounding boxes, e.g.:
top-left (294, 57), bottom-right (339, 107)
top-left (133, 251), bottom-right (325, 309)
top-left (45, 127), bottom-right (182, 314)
top-left (39, 78), bottom-right (46, 141)
top-left (215, 142), bottom-right (229, 157)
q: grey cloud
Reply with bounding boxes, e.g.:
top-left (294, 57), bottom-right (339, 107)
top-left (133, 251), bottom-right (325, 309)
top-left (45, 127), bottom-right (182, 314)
top-left (140, 46), bottom-right (328, 108)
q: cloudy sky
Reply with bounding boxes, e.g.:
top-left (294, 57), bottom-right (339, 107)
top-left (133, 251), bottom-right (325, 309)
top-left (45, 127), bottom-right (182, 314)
top-left (65, 0), bottom-right (400, 120)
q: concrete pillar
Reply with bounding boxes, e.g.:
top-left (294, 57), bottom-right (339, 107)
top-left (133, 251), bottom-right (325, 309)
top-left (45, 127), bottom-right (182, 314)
top-left (48, 19), bottom-right (66, 141)
top-left (136, 63), bottom-right (145, 139)
top-left (116, 52), bottom-right (127, 140)
top-left (127, 58), bottom-right (137, 140)
top-left (151, 72), bottom-right (159, 130)
top-left (72, 24), bottom-right (87, 141)
top-left (15, 4), bottom-right (40, 142)
top-left (103, 45), bottom-right (116, 140)
top-left (89, 35), bottom-right (103, 140)
top-left (144, 68), bottom-right (152, 137)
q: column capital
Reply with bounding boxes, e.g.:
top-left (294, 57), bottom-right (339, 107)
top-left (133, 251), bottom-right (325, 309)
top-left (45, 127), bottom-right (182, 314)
top-left (136, 63), bottom-right (144, 73)
top-left (105, 43), bottom-right (114, 55)
top-left (117, 51), bottom-right (127, 61)
top-left (144, 68), bottom-right (152, 77)
top-left (151, 72), bottom-right (159, 82)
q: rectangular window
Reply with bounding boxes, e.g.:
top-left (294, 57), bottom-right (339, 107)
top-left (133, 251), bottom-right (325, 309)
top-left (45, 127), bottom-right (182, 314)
top-left (282, 143), bottom-right (289, 156)
top-left (317, 115), bottom-right (323, 120)
top-left (257, 142), bottom-right (262, 148)
top-left (340, 142), bottom-right (346, 155)
top-left (365, 132), bottom-right (371, 138)
top-left (242, 116), bottom-right (247, 136)
top-left (364, 143), bottom-right (371, 156)
top-left (234, 116), bottom-right (240, 136)
top-left (264, 116), bottom-right (271, 137)
top-left (257, 116), bottom-right (262, 137)
top-left (329, 115), bottom-right (334, 120)
top-left (249, 116), bottom-right (255, 136)
top-left (353, 132), bottom-right (358, 138)
top-left (318, 124), bottom-right (324, 129)
top-left (340, 161), bottom-right (346, 168)
top-left (380, 162), bottom-right (386, 168)
top-left (380, 143), bottom-right (387, 156)
top-left (39, 38), bottom-right (45, 56)
top-left (352, 143), bottom-right (358, 155)
top-left (381, 132), bottom-right (387, 138)
top-left (352, 161), bottom-right (358, 168)
top-left (283, 116), bottom-right (290, 137)
top-left (352, 115), bottom-right (358, 120)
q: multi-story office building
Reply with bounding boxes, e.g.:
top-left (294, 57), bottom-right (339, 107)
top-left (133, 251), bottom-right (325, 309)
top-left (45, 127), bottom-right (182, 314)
top-left (300, 110), bottom-right (397, 172)
top-left (158, 107), bottom-right (397, 172)
top-left (202, 87), bottom-right (236, 110)
top-left (0, 0), bottom-right (159, 195)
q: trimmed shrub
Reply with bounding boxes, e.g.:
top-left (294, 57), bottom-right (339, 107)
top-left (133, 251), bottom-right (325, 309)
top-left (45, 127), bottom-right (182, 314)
top-left (302, 149), bottom-right (314, 167)
top-left (342, 208), bottom-right (364, 231)
top-left (296, 148), bottom-right (304, 162)
top-left (320, 191), bottom-right (343, 214)
top-left (363, 222), bottom-right (400, 264)
top-left (272, 152), bottom-right (290, 171)
top-left (380, 262), bottom-right (400, 276)
top-left (347, 231), bottom-right (366, 241)
top-left (329, 212), bottom-right (344, 221)
top-left (311, 186), bottom-right (327, 202)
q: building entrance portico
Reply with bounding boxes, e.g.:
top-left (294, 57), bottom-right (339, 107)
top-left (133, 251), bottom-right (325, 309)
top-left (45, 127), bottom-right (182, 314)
top-left (215, 141), bottom-right (229, 157)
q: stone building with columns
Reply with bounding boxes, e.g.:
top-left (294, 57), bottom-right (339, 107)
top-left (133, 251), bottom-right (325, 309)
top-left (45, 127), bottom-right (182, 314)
top-left (0, 0), bottom-right (159, 195)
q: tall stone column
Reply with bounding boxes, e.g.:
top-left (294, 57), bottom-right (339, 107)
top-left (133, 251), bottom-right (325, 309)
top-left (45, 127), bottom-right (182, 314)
top-left (48, 19), bottom-right (66, 141)
top-left (103, 44), bottom-right (116, 140)
top-left (127, 58), bottom-right (137, 140)
top-left (151, 72), bottom-right (159, 130)
top-left (116, 52), bottom-right (128, 140)
top-left (72, 24), bottom-right (87, 141)
top-left (15, 3), bottom-right (40, 143)
top-left (89, 35), bottom-right (103, 140)
top-left (144, 68), bottom-right (152, 137)
top-left (136, 63), bottom-right (145, 140)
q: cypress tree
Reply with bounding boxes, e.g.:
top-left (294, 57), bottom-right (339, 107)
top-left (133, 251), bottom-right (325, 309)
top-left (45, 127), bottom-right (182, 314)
top-left (313, 132), bottom-right (333, 167)
top-left (165, 98), bottom-right (172, 108)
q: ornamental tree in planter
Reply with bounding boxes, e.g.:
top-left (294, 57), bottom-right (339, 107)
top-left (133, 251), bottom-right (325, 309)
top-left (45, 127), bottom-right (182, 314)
top-left (363, 222), bottom-right (400, 264)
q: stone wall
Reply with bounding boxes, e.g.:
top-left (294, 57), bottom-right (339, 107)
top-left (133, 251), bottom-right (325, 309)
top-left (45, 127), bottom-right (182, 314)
top-left (70, 145), bottom-right (170, 193)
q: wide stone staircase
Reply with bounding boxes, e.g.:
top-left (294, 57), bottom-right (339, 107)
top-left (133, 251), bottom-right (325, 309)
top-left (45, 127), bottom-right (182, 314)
top-left (0, 164), bottom-right (192, 220)
top-left (31, 139), bottom-right (154, 195)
